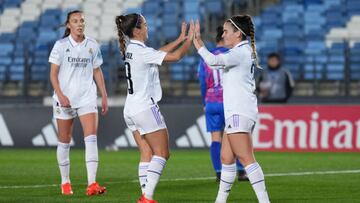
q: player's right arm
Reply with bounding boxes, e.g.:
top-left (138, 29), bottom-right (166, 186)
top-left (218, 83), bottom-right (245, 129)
top-left (50, 63), bottom-right (71, 107)
top-left (194, 20), bottom-right (238, 69)
top-left (49, 41), bottom-right (71, 107)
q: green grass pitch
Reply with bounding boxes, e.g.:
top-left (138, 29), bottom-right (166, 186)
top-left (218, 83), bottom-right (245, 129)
top-left (0, 149), bottom-right (359, 203)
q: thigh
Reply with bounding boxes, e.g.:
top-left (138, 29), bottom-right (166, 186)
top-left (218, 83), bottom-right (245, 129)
top-left (144, 129), bottom-right (170, 159)
top-left (227, 132), bottom-right (255, 166)
top-left (133, 130), bottom-right (153, 162)
top-left (56, 118), bottom-right (74, 143)
top-left (221, 133), bottom-right (236, 165)
top-left (79, 112), bottom-right (98, 136)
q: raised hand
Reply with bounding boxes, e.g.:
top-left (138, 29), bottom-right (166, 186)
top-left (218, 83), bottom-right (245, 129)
top-left (193, 19), bottom-right (204, 49)
top-left (195, 19), bottom-right (201, 39)
top-left (187, 20), bottom-right (195, 41)
top-left (178, 22), bottom-right (187, 42)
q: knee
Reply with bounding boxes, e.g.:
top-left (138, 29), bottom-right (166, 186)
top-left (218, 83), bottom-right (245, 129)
top-left (237, 155), bottom-right (255, 166)
top-left (154, 150), bottom-right (170, 161)
top-left (221, 155), bottom-right (235, 165)
top-left (58, 135), bottom-right (71, 143)
top-left (140, 147), bottom-right (153, 162)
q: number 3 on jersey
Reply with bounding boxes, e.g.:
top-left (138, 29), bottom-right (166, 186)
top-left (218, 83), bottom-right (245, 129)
top-left (125, 62), bottom-right (134, 94)
top-left (250, 63), bottom-right (255, 80)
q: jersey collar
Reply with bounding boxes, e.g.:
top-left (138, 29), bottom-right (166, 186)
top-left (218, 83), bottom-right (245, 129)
top-left (68, 34), bottom-right (87, 47)
top-left (129, 39), bottom-right (146, 47)
top-left (234, 40), bottom-right (249, 48)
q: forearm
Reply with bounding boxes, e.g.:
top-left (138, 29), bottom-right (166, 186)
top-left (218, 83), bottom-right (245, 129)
top-left (93, 68), bottom-right (107, 97)
top-left (198, 47), bottom-right (225, 68)
top-left (159, 37), bottom-right (183, 52)
top-left (174, 38), bottom-right (192, 59)
top-left (50, 68), bottom-right (64, 96)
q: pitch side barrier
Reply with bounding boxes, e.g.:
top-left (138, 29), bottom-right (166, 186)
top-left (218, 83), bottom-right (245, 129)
top-left (0, 105), bottom-right (359, 152)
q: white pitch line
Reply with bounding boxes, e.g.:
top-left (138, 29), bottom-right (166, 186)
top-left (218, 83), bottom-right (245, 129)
top-left (1, 169), bottom-right (360, 189)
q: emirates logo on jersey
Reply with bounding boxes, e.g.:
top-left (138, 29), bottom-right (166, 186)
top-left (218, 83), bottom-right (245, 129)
top-left (68, 57), bottom-right (91, 68)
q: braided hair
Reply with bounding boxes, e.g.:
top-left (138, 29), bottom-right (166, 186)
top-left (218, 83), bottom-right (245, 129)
top-left (227, 15), bottom-right (260, 68)
top-left (115, 13), bottom-right (141, 59)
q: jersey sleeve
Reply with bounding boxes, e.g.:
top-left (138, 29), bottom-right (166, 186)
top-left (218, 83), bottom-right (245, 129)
top-left (142, 47), bottom-right (167, 65)
top-left (198, 46), bottom-right (240, 69)
top-left (197, 59), bottom-right (207, 106)
top-left (48, 41), bottom-right (62, 65)
top-left (93, 45), bottom-right (103, 69)
top-left (220, 49), bottom-right (241, 68)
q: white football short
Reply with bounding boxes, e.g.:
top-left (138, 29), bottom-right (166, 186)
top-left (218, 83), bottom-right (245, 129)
top-left (225, 114), bottom-right (256, 134)
top-left (53, 100), bottom-right (98, 120)
top-left (124, 105), bottom-right (167, 135)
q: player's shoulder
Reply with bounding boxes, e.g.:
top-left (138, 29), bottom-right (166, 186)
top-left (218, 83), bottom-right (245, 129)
top-left (85, 36), bottom-right (100, 47)
top-left (211, 47), bottom-right (229, 55)
top-left (54, 37), bottom-right (68, 46)
top-left (128, 41), bottom-right (147, 50)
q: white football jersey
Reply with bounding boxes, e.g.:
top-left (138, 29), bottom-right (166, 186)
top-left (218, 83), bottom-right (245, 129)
top-left (198, 40), bottom-right (258, 121)
top-left (49, 35), bottom-right (103, 108)
top-left (123, 39), bottom-right (167, 116)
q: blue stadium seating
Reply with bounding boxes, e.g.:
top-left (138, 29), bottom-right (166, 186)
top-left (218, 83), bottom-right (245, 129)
top-left (205, 0), bottom-right (224, 15)
top-left (0, 0), bottom-right (359, 84)
top-left (0, 65), bottom-right (7, 81)
top-left (0, 0), bottom-right (22, 14)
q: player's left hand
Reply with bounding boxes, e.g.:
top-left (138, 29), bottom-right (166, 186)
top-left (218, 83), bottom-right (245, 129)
top-left (101, 96), bottom-right (108, 115)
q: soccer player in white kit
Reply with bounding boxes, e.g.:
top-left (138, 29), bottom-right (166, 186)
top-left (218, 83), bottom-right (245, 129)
top-left (193, 15), bottom-right (270, 203)
top-left (115, 13), bottom-right (194, 203)
top-left (49, 10), bottom-right (108, 196)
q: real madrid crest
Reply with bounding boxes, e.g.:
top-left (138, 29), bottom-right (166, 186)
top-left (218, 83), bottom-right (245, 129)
top-left (89, 48), bottom-right (93, 54)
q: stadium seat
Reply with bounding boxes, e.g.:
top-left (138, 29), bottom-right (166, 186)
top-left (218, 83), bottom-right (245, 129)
top-left (162, 25), bottom-right (178, 39)
top-left (326, 63), bottom-right (344, 80)
top-left (170, 63), bottom-right (191, 81)
top-left (31, 65), bottom-right (47, 81)
top-left (0, 56), bottom-right (12, 66)
top-left (0, 43), bottom-right (15, 56)
top-left (304, 63), bottom-right (323, 80)
top-left (204, 0), bottom-right (223, 16)
top-left (0, 65), bottom-right (7, 81)
top-left (9, 65), bottom-right (24, 81)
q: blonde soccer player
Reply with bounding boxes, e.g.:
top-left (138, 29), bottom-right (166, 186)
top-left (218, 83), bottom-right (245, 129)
top-left (115, 13), bottom-right (194, 203)
top-left (49, 10), bottom-right (108, 196)
top-left (193, 15), bottom-right (271, 203)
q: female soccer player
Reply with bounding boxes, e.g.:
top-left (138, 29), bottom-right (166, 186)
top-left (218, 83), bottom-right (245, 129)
top-left (115, 13), bottom-right (194, 203)
top-left (193, 15), bottom-right (270, 203)
top-left (49, 10), bottom-right (108, 196)
top-left (198, 25), bottom-right (247, 182)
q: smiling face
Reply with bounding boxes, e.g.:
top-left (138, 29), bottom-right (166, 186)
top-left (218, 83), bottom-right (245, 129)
top-left (67, 12), bottom-right (85, 38)
top-left (222, 21), bottom-right (242, 48)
